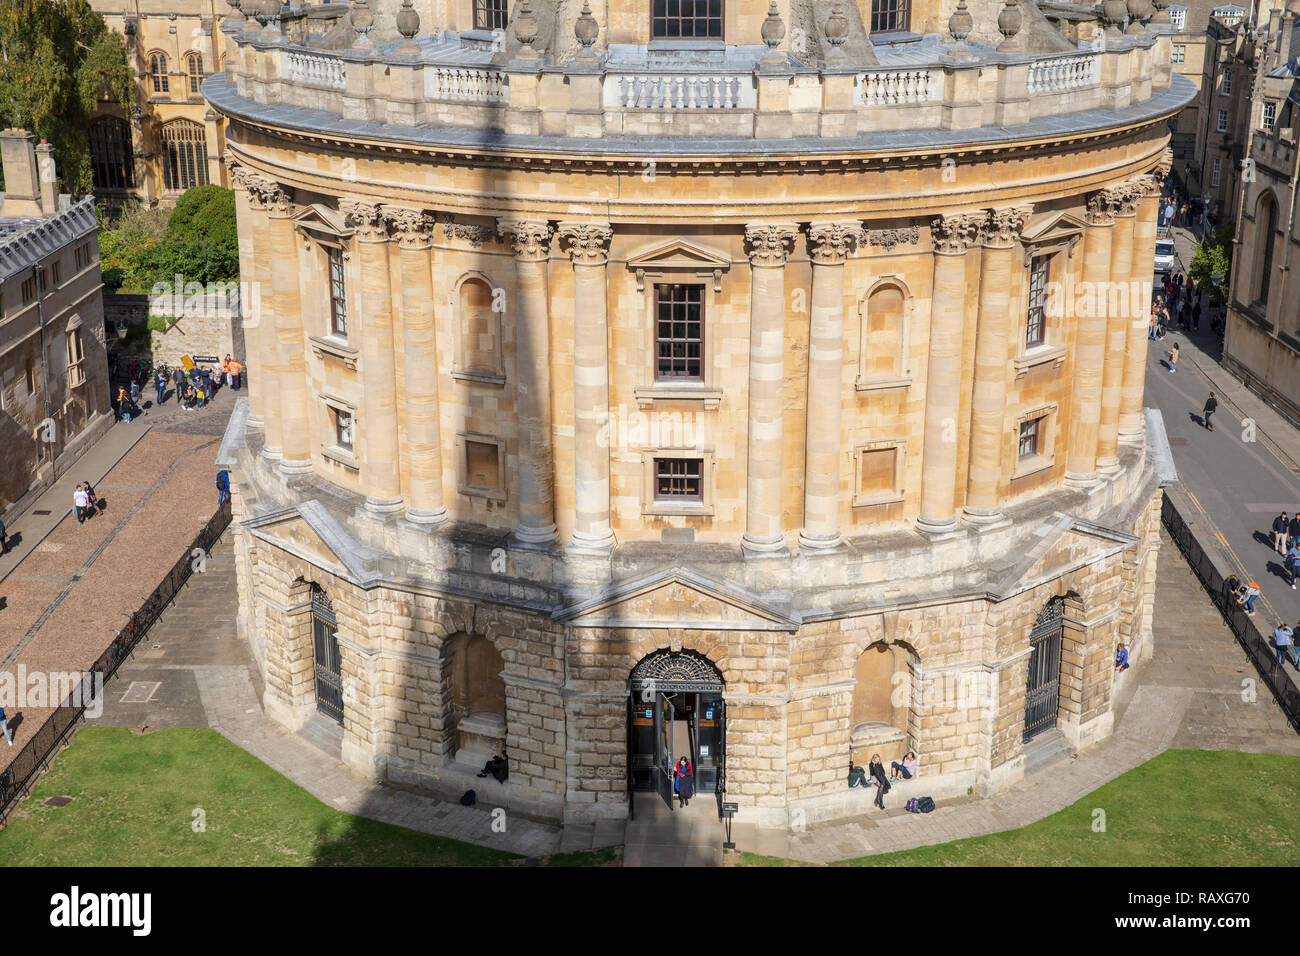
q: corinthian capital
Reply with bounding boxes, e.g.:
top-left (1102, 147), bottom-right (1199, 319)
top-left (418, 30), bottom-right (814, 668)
top-left (930, 212), bottom-right (983, 255)
top-left (498, 218), bottom-right (554, 262)
top-left (981, 205), bottom-right (1033, 247)
top-left (245, 174), bottom-right (292, 216)
top-left (382, 206), bottom-right (435, 249)
top-left (341, 199), bottom-right (388, 241)
top-left (744, 222), bottom-right (798, 267)
top-left (558, 221), bottom-right (612, 265)
top-left (807, 220), bottom-right (863, 265)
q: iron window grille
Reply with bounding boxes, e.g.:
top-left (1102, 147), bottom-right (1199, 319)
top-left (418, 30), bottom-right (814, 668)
top-left (654, 458), bottom-right (703, 500)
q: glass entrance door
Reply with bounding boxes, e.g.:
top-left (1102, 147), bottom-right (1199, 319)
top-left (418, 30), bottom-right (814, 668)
top-left (656, 692), bottom-right (676, 810)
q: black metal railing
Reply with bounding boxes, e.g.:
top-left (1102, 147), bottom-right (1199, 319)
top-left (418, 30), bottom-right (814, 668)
top-left (0, 497), bottom-right (233, 821)
top-left (1161, 489), bottom-right (1300, 730)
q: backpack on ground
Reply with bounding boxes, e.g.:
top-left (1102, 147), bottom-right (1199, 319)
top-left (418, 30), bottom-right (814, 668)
top-left (459, 789), bottom-right (476, 806)
top-left (905, 797), bottom-right (921, 813)
top-left (917, 796), bottom-right (936, 813)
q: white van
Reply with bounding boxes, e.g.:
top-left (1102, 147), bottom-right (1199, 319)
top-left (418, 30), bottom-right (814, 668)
top-left (1153, 237), bottom-right (1177, 274)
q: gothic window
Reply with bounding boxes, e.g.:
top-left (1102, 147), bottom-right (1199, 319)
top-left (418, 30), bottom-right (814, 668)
top-left (149, 52), bottom-right (169, 93)
top-left (89, 117), bottom-right (134, 190)
top-left (160, 120), bottom-right (209, 191)
top-left (186, 53), bottom-right (204, 94)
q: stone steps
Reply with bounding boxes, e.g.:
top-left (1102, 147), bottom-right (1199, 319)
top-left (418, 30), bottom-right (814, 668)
top-left (1023, 728), bottom-right (1074, 776)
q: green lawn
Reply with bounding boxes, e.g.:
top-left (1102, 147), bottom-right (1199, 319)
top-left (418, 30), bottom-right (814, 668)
top-left (0, 727), bottom-right (613, 866)
top-left (737, 750), bottom-right (1300, 867)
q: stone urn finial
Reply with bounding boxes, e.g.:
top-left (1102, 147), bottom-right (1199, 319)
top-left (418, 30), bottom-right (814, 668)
top-left (824, 4), bottom-right (849, 59)
top-left (761, 1), bottom-right (786, 50)
top-left (949, 0), bottom-right (974, 47)
top-left (1102, 0), bottom-right (1128, 39)
top-left (351, 0), bottom-right (374, 48)
top-left (575, 1), bottom-right (599, 57)
top-left (240, 0), bottom-right (261, 30)
top-left (396, 0), bottom-right (420, 52)
top-left (257, 0), bottom-right (280, 36)
top-left (1150, 0), bottom-right (1171, 24)
top-left (515, 0), bottom-right (539, 51)
top-left (226, 0), bottom-right (245, 22)
top-left (1125, 0), bottom-right (1152, 34)
top-left (996, 0), bottom-right (1023, 52)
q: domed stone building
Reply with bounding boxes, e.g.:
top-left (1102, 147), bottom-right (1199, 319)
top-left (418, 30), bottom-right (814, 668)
top-left (207, 0), bottom-right (1193, 826)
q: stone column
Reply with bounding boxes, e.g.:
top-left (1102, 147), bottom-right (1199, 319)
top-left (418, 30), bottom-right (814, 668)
top-left (226, 160), bottom-right (264, 429)
top-left (343, 200), bottom-right (404, 513)
top-left (266, 182), bottom-right (312, 474)
top-left (499, 218), bottom-right (558, 545)
top-left (1096, 184), bottom-right (1138, 473)
top-left (742, 222), bottom-right (797, 556)
top-left (799, 221), bottom-right (860, 552)
top-left (558, 222), bottom-right (615, 554)
top-left (1120, 175), bottom-right (1161, 442)
top-left (1065, 192), bottom-right (1118, 485)
top-left (964, 206), bottom-right (1031, 522)
top-left (385, 205), bottom-right (446, 524)
top-left (243, 175), bottom-right (281, 457)
top-left (918, 213), bottom-right (982, 534)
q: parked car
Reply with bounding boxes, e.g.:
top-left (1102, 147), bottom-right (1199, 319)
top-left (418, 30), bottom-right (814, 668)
top-left (1153, 236), bottom-right (1177, 274)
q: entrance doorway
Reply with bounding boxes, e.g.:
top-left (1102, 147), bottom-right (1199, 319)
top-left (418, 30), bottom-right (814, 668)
top-left (1023, 597), bottom-right (1064, 742)
top-left (628, 649), bottom-right (725, 813)
top-left (311, 584), bottom-right (344, 726)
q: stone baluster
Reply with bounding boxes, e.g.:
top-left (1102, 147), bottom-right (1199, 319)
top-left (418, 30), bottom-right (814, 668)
top-left (559, 222), bottom-right (616, 554)
top-left (742, 222), bottom-right (797, 556)
top-left (500, 218), bottom-right (558, 545)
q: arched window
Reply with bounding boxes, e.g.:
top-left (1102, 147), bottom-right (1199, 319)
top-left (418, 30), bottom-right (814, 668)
top-left (185, 52), bottom-right (204, 94)
top-left (149, 52), bottom-right (169, 93)
top-left (89, 116), bottom-right (134, 190)
top-left (1255, 193), bottom-right (1278, 304)
top-left (160, 120), bottom-right (209, 191)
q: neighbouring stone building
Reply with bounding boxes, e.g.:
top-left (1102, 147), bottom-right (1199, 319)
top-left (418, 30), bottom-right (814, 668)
top-left (208, 0), bottom-right (1191, 827)
top-left (1222, 4), bottom-right (1300, 417)
top-left (0, 132), bottom-right (112, 520)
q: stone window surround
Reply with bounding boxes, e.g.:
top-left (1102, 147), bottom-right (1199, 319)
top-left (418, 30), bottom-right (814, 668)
top-left (298, 223), bottom-right (355, 348)
top-left (1015, 238), bottom-right (1075, 377)
top-left (320, 393), bottom-right (359, 472)
top-left (639, 448), bottom-right (716, 517)
top-left (631, 255), bottom-right (727, 410)
top-left (855, 274), bottom-right (913, 392)
top-left (1011, 402), bottom-right (1059, 481)
top-left (450, 270), bottom-right (507, 386)
top-left (851, 438), bottom-right (907, 507)
top-left (457, 431), bottom-right (508, 501)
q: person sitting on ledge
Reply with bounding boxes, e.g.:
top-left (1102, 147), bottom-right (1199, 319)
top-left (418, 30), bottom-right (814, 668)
top-left (1115, 643), bottom-right (1129, 672)
top-left (477, 750), bottom-right (508, 783)
top-left (890, 751), bottom-right (918, 781)
top-left (847, 761), bottom-right (870, 789)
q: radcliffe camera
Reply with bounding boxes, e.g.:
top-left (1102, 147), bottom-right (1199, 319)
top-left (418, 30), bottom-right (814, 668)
top-left (0, 0), bottom-right (1292, 930)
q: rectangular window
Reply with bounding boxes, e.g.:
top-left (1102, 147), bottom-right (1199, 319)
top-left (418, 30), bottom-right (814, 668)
top-left (870, 0), bottom-right (910, 33)
top-left (1217, 110), bottom-right (1228, 133)
top-left (334, 407), bottom-right (354, 452)
top-left (654, 457), bottom-right (703, 501)
top-left (66, 330), bottom-right (85, 388)
top-left (1263, 101), bottom-right (1277, 132)
top-left (1026, 255), bottom-right (1049, 348)
top-left (652, 0), bottom-right (724, 39)
top-left (466, 439), bottom-right (502, 492)
top-left (20, 276), bottom-right (35, 303)
top-left (655, 283), bottom-right (704, 380)
top-left (1018, 418), bottom-right (1041, 461)
top-left (474, 0), bottom-right (508, 31)
top-left (1211, 157), bottom-right (1222, 188)
top-left (1172, 44), bottom-right (1185, 63)
top-left (1221, 70), bottom-right (1232, 96)
top-left (25, 356), bottom-right (36, 394)
top-left (1170, 6), bottom-right (1186, 30)
top-left (75, 243), bottom-right (91, 269)
top-left (327, 246), bottom-right (347, 338)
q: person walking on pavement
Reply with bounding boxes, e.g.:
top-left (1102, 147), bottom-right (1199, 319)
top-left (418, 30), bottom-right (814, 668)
top-left (1287, 513), bottom-right (1300, 553)
top-left (1168, 342), bottom-right (1179, 372)
top-left (155, 369), bottom-right (167, 407)
top-left (73, 484), bottom-right (89, 525)
top-left (1285, 540), bottom-right (1300, 589)
top-left (1203, 391), bottom-right (1217, 431)
top-left (1273, 512), bottom-right (1290, 554)
top-left (0, 705), bottom-right (12, 746)
top-left (1273, 624), bottom-right (1294, 665)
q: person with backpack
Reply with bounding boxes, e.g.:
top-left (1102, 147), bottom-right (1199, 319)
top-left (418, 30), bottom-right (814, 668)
top-left (117, 385), bottom-right (132, 423)
top-left (216, 470), bottom-right (230, 507)
top-left (1237, 581), bottom-right (1261, 616)
top-left (1201, 391), bottom-right (1217, 432)
top-left (868, 753), bottom-right (890, 810)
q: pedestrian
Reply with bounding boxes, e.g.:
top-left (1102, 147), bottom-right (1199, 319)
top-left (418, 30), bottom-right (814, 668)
top-left (1168, 342), bottom-right (1179, 372)
top-left (73, 484), bottom-right (89, 525)
top-left (196, 383), bottom-right (206, 409)
top-left (1202, 391), bottom-right (1217, 431)
top-left (230, 357), bottom-right (243, 391)
top-left (1273, 624), bottom-right (1294, 665)
top-left (82, 480), bottom-right (97, 518)
top-left (1291, 623), bottom-right (1300, 669)
top-left (173, 365), bottom-right (186, 396)
top-left (0, 705), bottom-right (11, 747)
top-left (223, 354), bottom-right (234, 388)
top-left (868, 753), bottom-right (890, 810)
top-left (1115, 642), bottom-right (1130, 671)
top-left (1273, 512), bottom-right (1289, 553)
top-left (117, 385), bottom-right (131, 423)
top-left (155, 369), bottom-right (167, 407)
top-left (1237, 580), bottom-right (1261, 616)
top-left (1148, 315), bottom-right (1158, 340)
top-left (1288, 512), bottom-right (1300, 552)
top-left (215, 469), bottom-right (230, 507)
top-left (674, 756), bottom-right (694, 808)
top-left (129, 381), bottom-right (143, 416)
top-left (0, 515), bottom-right (7, 555)
top-left (1286, 540), bottom-right (1300, 589)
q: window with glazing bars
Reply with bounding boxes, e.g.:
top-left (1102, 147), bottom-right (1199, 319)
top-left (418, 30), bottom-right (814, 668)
top-left (1018, 418), bottom-right (1041, 460)
top-left (1026, 255), bottom-right (1048, 347)
top-left (475, 0), bottom-right (508, 31)
top-left (655, 458), bottom-right (702, 500)
top-left (655, 283), bottom-right (703, 379)
top-left (89, 117), bottom-right (134, 190)
top-left (150, 53), bottom-right (169, 93)
top-left (161, 120), bottom-right (209, 190)
top-left (652, 0), bottom-right (723, 39)
top-left (328, 246), bottom-right (348, 337)
top-left (187, 53), bottom-right (204, 94)
top-left (870, 0), bottom-right (910, 33)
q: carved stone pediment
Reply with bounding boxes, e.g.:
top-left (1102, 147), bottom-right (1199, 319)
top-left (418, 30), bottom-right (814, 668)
top-left (626, 238), bottom-right (732, 290)
top-left (556, 567), bottom-right (796, 631)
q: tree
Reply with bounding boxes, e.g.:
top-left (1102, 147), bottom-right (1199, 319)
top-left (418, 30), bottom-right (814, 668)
top-left (0, 0), bottom-right (133, 194)
top-left (1189, 223), bottom-right (1235, 306)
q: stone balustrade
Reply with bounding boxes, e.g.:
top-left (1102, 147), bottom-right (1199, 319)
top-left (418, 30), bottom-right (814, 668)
top-left (1026, 50), bottom-right (1101, 95)
top-left (283, 49), bottom-right (347, 91)
top-left (853, 68), bottom-right (941, 107)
